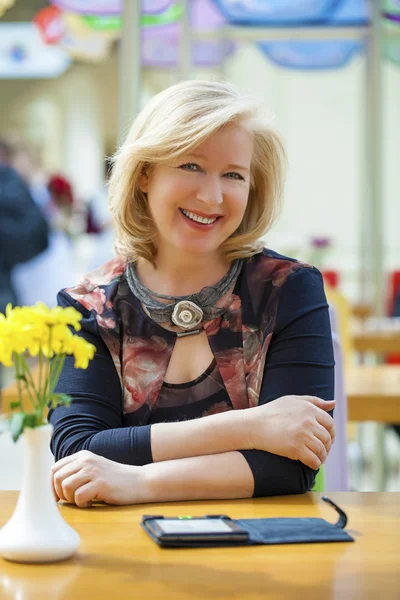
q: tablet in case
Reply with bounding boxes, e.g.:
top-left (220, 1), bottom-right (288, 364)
top-left (141, 497), bottom-right (354, 548)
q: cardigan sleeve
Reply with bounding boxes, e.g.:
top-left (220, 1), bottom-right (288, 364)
top-left (48, 291), bottom-right (153, 465)
top-left (239, 266), bottom-right (335, 497)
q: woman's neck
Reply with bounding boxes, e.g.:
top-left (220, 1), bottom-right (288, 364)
top-left (136, 251), bottom-right (230, 297)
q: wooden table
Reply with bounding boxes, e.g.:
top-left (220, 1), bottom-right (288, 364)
top-left (351, 303), bottom-right (373, 321)
top-left (346, 365), bottom-right (400, 423)
top-left (352, 328), bottom-right (400, 354)
top-left (0, 492), bottom-right (399, 600)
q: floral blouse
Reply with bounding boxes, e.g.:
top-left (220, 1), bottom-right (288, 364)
top-left (49, 248), bottom-right (335, 498)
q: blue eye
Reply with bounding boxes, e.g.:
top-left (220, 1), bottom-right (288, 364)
top-left (179, 163), bottom-right (200, 172)
top-left (226, 172), bottom-right (245, 181)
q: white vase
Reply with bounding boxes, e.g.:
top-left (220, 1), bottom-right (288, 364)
top-left (0, 424), bottom-right (80, 563)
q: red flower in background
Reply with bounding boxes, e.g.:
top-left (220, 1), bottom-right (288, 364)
top-left (48, 174), bottom-right (74, 207)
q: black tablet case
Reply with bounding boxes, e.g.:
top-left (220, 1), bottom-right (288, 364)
top-left (141, 497), bottom-right (354, 548)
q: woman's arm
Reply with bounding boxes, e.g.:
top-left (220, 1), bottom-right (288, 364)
top-left (138, 267), bottom-right (336, 502)
top-left (140, 452), bottom-right (255, 502)
top-left (238, 266), bottom-right (335, 496)
top-left (52, 440), bottom-right (322, 507)
top-left (52, 449), bottom-right (254, 507)
top-left (49, 329), bottom-right (253, 463)
top-left (50, 324), bottom-right (332, 473)
top-left (51, 270), bottom-right (334, 479)
top-left (51, 266), bottom-right (335, 505)
top-left (48, 312), bottom-right (253, 463)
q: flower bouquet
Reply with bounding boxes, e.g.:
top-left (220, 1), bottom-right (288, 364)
top-left (0, 302), bottom-right (95, 563)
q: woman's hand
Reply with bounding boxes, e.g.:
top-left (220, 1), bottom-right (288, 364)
top-left (246, 396), bottom-right (336, 470)
top-left (51, 451), bottom-right (142, 508)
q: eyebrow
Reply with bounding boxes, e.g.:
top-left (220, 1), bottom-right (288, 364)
top-left (188, 152), bottom-right (250, 173)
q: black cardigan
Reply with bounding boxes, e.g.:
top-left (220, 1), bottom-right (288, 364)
top-left (48, 249), bottom-right (334, 497)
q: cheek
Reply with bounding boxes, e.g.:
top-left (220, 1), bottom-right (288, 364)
top-left (228, 188), bottom-right (250, 220)
top-left (148, 176), bottom-right (194, 215)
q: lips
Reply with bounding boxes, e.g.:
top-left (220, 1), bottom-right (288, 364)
top-left (181, 209), bottom-right (223, 219)
top-left (179, 208), bottom-right (223, 223)
top-left (178, 207), bottom-right (222, 230)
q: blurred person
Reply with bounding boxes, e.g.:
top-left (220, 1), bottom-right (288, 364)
top-left (0, 140), bottom-right (49, 389)
top-left (5, 141), bottom-right (76, 307)
top-left (0, 140), bottom-right (49, 313)
top-left (49, 80), bottom-right (336, 508)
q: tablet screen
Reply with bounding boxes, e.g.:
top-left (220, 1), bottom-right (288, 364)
top-left (154, 519), bottom-right (233, 535)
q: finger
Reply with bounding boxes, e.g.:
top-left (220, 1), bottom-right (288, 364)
top-left (299, 446), bottom-right (321, 470)
top-left (51, 454), bottom-right (79, 476)
top-left (305, 397), bottom-right (336, 410)
top-left (51, 450), bottom-right (93, 476)
top-left (313, 423), bottom-right (333, 453)
top-left (307, 438), bottom-right (328, 465)
top-left (327, 420), bottom-right (336, 445)
top-left (74, 481), bottom-right (99, 509)
top-left (305, 397), bottom-right (336, 414)
top-left (52, 476), bottom-right (60, 503)
top-left (53, 462), bottom-right (82, 503)
top-left (61, 472), bottom-right (92, 505)
top-left (314, 407), bottom-right (335, 436)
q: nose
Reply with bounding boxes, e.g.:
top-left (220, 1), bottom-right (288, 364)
top-left (196, 174), bottom-right (223, 207)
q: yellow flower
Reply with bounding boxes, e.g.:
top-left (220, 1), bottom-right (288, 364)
top-left (0, 303), bottom-right (85, 363)
top-left (30, 303), bottom-right (82, 331)
top-left (0, 314), bottom-right (13, 366)
top-left (0, 302), bottom-right (96, 442)
top-left (70, 335), bottom-right (96, 369)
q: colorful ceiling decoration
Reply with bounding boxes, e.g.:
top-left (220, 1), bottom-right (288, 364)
top-left (256, 0), bottom-right (368, 70)
top-left (382, 0), bottom-right (400, 20)
top-left (141, 0), bottom-right (233, 66)
top-left (34, 6), bottom-right (65, 45)
top-left (50, 0), bottom-right (173, 16)
top-left (81, 2), bottom-right (182, 31)
top-left (59, 12), bottom-right (119, 61)
top-left (325, 0), bottom-right (368, 24)
top-left (258, 40), bottom-right (364, 70)
top-left (142, 29), bottom-right (234, 67)
top-left (0, 23), bottom-right (71, 78)
top-left (213, 0), bottom-right (341, 24)
top-left (30, 0), bottom-right (399, 72)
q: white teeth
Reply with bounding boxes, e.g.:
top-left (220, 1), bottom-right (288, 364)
top-left (181, 209), bottom-right (217, 225)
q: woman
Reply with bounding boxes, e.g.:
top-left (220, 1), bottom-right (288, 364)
top-left (49, 80), bottom-right (335, 509)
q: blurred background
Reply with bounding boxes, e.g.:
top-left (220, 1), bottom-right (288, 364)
top-left (0, 0), bottom-right (399, 492)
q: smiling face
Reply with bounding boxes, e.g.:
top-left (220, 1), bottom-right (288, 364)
top-left (137, 124), bottom-right (254, 262)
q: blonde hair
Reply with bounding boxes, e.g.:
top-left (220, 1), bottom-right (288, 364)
top-left (109, 79), bottom-right (286, 266)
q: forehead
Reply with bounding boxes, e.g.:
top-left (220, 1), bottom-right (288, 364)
top-left (187, 125), bottom-right (254, 167)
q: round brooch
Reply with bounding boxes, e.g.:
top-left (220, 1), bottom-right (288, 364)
top-left (171, 300), bottom-right (204, 331)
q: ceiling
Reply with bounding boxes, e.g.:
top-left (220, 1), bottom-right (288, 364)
top-left (0, 0), bottom-right (48, 22)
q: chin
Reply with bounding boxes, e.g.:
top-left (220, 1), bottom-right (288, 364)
top-left (178, 242), bottom-right (219, 256)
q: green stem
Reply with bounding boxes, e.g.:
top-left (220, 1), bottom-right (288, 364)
top-left (13, 353), bottom-right (25, 413)
top-left (38, 348), bottom-right (44, 405)
top-left (19, 354), bottom-right (39, 410)
top-left (49, 354), bottom-right (66, 396)
top-left (42, 326), bottom-right (53, 402)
